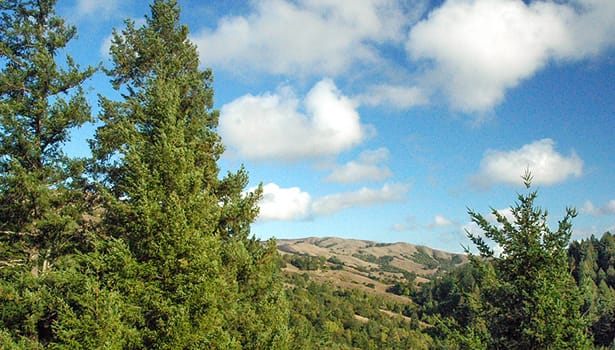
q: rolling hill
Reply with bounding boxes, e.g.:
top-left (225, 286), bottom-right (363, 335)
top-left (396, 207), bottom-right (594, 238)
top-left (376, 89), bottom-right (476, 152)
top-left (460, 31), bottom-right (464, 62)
top-left (277, 237), bottom-right (467, 301)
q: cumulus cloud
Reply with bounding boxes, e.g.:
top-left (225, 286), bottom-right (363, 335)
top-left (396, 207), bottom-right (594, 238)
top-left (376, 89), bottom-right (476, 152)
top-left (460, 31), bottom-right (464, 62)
top-left (324, 148), bottom-right (392, 183)
top-left (471, 138), bottom-right (583, 187)
top-left (356, 84), bottom-right (429, 109)
top-left (581, 200), bottom-right (615, 216)
top-left (311, 182), bottom-right (410, 216)
top-left (255, 183), bottom-right (311, 221)
top-left (253, 182), bottom-right (411, 221)
top-left (219, 78), bottom-right (367, 161)
top-left (406, 0), bottom-right (615, 111)
top-left (192, 0), bottom-right (615, 112)
top-left (192, 0), bottom-right (413, 76)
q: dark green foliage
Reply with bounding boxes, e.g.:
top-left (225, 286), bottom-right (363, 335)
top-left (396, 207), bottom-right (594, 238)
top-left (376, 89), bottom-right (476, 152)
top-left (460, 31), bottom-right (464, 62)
top-left (417, 174), bottom-right (592, 349)
top-left (420, 230), bottom-right (615, 349)
top-left (1, 0), bottom-right (289, 347)
top-left (0, 0), bottom-right (95, 274)
top-left (412, 263), bottom-right (490, 349)
top-left (0, 0), bottom-right (95, 345)
top-left (327, 255), bottom-right (345, 267)
top-left (42, 239), bottom-right (143, 348)
top-left (352, 252), bottom-right (379, 264)
top-left (286, 254), bottom-right (326, 271)
top-left (379, 255), bottom-right (394, 265)
top-left (569, 232), bottom-right (615, 348)
top-left (380, 260), bottom-right (417, 281)
top-left (414, 263), bottom-right (476, 317)
top-left (463, 174), bottom-right (590, 349)
top-left (89, 0), bottom-right (289, 347)
top-left (411, 248), bottom-right (440, 269)
top-left (387, 275), bottom-right (416, 297)
top-left (406, 229), bottom-right (615, 350)
top-left (285, 273), bottom-right (431, 349)
top-left (410, 248), bottom-right (464, 272)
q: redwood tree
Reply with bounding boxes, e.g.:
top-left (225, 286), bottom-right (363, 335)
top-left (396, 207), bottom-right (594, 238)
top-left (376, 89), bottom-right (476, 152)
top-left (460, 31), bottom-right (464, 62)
top-left (91, 1), bottom-right (289, 347)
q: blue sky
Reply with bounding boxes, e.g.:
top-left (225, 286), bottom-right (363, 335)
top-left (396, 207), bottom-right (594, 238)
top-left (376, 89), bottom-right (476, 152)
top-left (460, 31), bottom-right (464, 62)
top-left (57, 0), bottom-right (614, 252)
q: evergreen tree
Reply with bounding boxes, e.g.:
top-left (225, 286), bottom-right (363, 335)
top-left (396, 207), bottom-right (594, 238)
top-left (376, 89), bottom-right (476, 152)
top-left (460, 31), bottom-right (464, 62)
top-left (0, 0), bottom-right (95, 344)
top-left (466, 172), bottom-right (591, 349)
top-left (0, 0), bottom-right (95, 275)
top-left (569, 232), bottom-right (615, 347)
top-left (91, 1), bottom-right (288, 347)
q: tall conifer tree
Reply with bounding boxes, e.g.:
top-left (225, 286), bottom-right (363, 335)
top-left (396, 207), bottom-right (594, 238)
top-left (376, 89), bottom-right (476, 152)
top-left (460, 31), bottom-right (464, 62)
top-left (466, 173), bottom-right (591, 349)
top-left (91, 1), bottom-right (289, 347)
top-left (0, 0), bottom-right (95, 345)
top-left (0, 0), bottom-right (95, 274)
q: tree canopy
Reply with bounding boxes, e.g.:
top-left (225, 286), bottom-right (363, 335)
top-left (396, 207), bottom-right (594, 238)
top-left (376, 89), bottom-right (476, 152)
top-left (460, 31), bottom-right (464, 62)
top-left (0, 0), bottom-right (96, 345)
top-left (1, 0), bottom-right (288, 347)
top-left (460, 173), bottom-right (590, 349)
top-left (0, 0), bottom-right (95, 276)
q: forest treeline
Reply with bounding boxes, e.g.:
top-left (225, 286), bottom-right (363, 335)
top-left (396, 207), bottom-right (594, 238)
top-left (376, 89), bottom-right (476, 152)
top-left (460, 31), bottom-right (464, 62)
top-left (414, 230), bottom-right (615, 349)
top-left (0, 0), bottom-right (612, 348)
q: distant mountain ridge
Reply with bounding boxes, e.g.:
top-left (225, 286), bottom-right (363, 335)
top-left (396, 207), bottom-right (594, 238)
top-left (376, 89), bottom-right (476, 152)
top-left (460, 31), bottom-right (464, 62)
top-left (277, 237), bottom-right (467, 300)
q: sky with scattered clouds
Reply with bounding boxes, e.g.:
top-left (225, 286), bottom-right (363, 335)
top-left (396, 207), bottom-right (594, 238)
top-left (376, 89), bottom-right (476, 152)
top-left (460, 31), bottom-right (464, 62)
top-left (59, 0), bottom-right (614, 252)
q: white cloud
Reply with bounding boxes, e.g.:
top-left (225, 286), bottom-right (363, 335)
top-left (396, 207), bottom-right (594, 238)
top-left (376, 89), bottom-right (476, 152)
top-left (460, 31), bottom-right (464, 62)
top-left (581, 200), bottom-right (615, 216)
top-left (356, 84), bottom-right (429, 109)
top-left (254, 183), bottom-right (311, 221)
top-left (406, 0), bottom-right (615, 111)
top-left (192, 0), bottom-right (615, 112)
top-left (100, 35), bottom-right (113, 58)
top-left (491, 208), bottom-right (515, 224)
top-left (581, 200), bottom-right (599, 216)
top-left (393, 214), bottom-right (454, 231)
top-left (472, 138), bottom-right (583, 187)
top-left (191, 0), bottom-right (413, 75)
top-left (75, 0), bottom-right (119, 16)
top-left (434, 215), bottom-right (454, 227)
top-left (253, 181), bottom-right (412, 221)
top-left (573, 222), bottom-right (615, 240)
top-left (391, 223), bottom-right (414, 232)
top-left (311, 182), bottom-right (410, 216)
top-left (324, 148), bottom-right (392, 183)
top-left (462, 220), bottom-right (482, 238)
top-left (219, 78), bottom-right (367, 160)
top-left (390, 216), bottom-right (418, 232)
